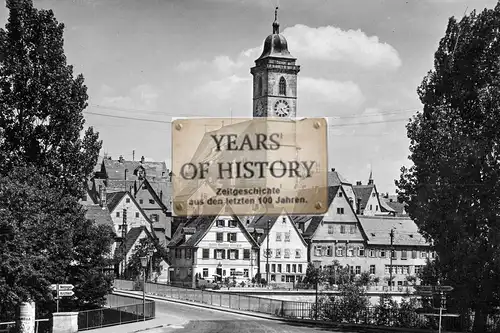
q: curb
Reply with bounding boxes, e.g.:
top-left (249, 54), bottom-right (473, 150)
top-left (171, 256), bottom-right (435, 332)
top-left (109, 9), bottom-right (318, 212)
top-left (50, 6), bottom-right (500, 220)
top-left (113, 290), bottom-right (445, 333)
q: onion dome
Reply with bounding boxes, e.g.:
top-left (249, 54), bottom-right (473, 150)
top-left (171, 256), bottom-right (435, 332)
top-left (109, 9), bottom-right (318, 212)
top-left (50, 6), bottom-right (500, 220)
top-left (257, 7), bottom-right (295, 60)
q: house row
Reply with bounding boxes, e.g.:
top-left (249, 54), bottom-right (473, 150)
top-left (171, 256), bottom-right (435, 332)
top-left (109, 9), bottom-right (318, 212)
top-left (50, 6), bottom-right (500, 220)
top-left (166, 171), bottom-right (433, 288)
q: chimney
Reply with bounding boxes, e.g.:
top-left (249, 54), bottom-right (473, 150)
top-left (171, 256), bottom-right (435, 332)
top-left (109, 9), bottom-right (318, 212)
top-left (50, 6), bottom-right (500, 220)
top-left (141, 156), bottom-right (145, 164)
top-left (119, 155), bottom-right (124, 163)
top-left (331, 168), bottom-right (335, 172)
top-left (356, 181), bottom-right (362, 186)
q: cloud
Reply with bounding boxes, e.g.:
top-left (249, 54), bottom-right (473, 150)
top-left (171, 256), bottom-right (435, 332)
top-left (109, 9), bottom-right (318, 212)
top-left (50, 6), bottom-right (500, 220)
top-left (282, 24), bottom-right (402, 70)
top-left (194, 75), bottom-right (251, 101)
top-left (300, 77), bottom-right (365, 110)
top-left (99, 84), bottom-right (160, 111)
top-left (176, 59), bottom-right (208, 72)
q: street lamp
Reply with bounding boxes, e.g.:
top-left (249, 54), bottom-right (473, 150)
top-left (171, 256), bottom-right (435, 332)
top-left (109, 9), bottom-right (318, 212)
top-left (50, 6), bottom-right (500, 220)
top-left (313, 260), bottom-right (322, 321)
top-left (140, 256), bottom-right (148, 321)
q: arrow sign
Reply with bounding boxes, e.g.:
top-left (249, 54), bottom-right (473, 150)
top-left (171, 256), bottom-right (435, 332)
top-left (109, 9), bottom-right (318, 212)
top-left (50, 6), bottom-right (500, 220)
top-left (58, 290), bottom-right (74, 297)
top-left (58, 284), bottom-right (74, 291)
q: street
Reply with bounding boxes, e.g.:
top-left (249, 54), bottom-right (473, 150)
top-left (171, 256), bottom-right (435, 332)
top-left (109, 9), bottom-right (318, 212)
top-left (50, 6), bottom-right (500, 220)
top-left (143, 298), bottom-right (411, 333)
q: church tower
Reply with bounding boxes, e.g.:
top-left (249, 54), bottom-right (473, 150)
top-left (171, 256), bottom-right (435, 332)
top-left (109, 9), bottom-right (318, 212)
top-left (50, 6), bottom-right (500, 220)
top-left (251, 7), bottom-right (300, 118)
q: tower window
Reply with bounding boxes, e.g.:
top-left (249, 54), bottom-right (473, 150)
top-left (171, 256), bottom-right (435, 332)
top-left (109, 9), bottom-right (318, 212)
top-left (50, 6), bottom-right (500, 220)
top-left (279, 77), bottom-right (286, 96)
top-left (258, 77), bottom-right (263, 96)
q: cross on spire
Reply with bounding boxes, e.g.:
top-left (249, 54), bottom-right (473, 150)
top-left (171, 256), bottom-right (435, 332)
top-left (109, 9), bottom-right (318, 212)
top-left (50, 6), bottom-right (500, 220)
top-left (273, 6), bottom-right (279, 34)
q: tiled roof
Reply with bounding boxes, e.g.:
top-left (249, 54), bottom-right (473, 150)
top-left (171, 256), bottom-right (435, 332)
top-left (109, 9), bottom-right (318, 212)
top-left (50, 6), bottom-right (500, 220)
top-left (302, 186), bottom-right (340, 237)
top-left (383, 200), bottom-right (407, 216)
top-left (327, 170), bottom-right (351, 186)
top-left (106, 191), bottom-right (127, 212)
top-left (102, 158), bottom-right (169, 181)
top-left (167, 215), bottom-right (217, 248)
top-left (248, 215), bottom-right (279, 245)
top-left (379, 199), bottom-right (396, 213)
top-left (116, 226), bottom-right (152, 257)
top-left (358, 216), bottom-right (429, 246)
top-left (84, 205), bottom-right (114, 228)
top-left (352, 185), bottom-right (374, 210)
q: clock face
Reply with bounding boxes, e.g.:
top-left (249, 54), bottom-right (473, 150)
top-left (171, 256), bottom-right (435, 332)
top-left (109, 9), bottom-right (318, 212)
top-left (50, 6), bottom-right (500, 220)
top-left (274, 100), bottom-right (290, 117)
top-left (255, 100), bottom-right (266, 117)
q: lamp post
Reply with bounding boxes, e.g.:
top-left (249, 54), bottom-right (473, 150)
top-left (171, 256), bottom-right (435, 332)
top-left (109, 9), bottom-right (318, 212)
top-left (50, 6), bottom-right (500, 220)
top-left (313, 260), bottom-right (322, 321)
top-left (140, 256), bottom-right (148, 321)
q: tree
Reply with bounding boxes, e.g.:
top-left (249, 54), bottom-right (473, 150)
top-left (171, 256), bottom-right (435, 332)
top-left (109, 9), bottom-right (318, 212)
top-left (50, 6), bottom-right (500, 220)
top-left (396, 3), bottom-right (500, 331)
top-left (0, 0), bottom-right (101, 197)
top-left (126, 237), bottom-right (168, 281)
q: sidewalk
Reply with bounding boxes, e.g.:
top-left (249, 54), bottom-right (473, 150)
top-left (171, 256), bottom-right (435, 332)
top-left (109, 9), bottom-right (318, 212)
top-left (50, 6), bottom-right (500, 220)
top-left (84, 318), bottom-right (180, 333)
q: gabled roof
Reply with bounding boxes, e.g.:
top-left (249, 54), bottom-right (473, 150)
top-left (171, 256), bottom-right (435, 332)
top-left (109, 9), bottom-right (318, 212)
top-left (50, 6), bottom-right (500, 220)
top-left (358, 216), bottom-right (429, 246)
top-left (116, 226), bottom-right (153, 257)
top-left (327, 169), bottom-right (351, 186)
top-left (352, 184), bottom-right (375, 210)
top-left (136, 179), bottom-right (170, 213)
top-left (303, 186), bottom-right (340, 237)
top-left (101, 158), bottom-right (169, 181)
top-left (379, 199), bottom-right (396, 213)
top-left (84, 205), bottom-right (114, 228)
top-left (383, 200), bottom-right (407, 216)
top-left (106, 191), bottom-right (127, 212)
top-left (248, 212), bottom-right (307, 247)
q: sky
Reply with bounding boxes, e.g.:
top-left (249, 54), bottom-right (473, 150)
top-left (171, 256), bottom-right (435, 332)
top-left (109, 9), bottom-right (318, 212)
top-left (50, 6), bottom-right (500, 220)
top-left (1, 0), bottom-right (499, 193)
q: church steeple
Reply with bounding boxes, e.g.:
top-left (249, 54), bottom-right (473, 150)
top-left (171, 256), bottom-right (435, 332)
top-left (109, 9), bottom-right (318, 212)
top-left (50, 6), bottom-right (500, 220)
top-left (273, 7), bottom-right (279, 34)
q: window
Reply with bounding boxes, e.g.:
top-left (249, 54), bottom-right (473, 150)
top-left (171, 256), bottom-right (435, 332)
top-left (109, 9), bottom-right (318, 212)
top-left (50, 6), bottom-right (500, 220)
top-left (282, 217), bottom-right (286, 223)
top-left (284, 249), bottom-right (290, 258)
top-left (286, 264), bottom-right (291, 273)
top-left (277, 264), bottom-right (282, 273)
top-left (412, 250), bottom-right (417, 259)
top-left (402, 266), bottom-right (409, 274)
top-left (380, 250), bottom-right (386, 258)
top-left (281, 275), bottom-right (285, 282)
top-left (116, 211), bottom-right (120, 217)
top-left (347, 247), bottom-right (354, 257)
top-left (175, 249), bottom-right (181, 258)
top-left (350, 225), bottom-right (357, 234)
top-left (326, 246), bottom-right (333, 256)
top-left (244, 269), bottom-right (249, 277)
top-left (203, 268), bottom-right (208, 277)
top-left (276, 232), bottom-right (282, 241)
top-left (271, 264), bottom-right (276, 272)
top-left (265, 249), bottom-right (273, 258)
top-left (350, 266), bottom-right (355, 275)
top-left (340, 225), bottom-right (346, 234)
top-left (229, 220), bottom-right (237, 227)
top-left (279, 76), bottom-right (286, 95)
top-left (82, 194), bottom-right (87, 201)
top-left (216, 220), bottom-right (225, 227)
top-left (328, 225), bottom-right (334, 234)
top-left (372, 193), bottom-right (376, 197)
top-left (338, 192), bottom-right (343, 197)
top-left (229, 250), bottom-right (239, 260)
top-left (355, 266), bottom-right (361, 275)
top-left (415, 265), bottom-right (423, 275)
top-left (314, 246), bottom-right (322, 257)
top-left (401, 250), bottom-right (408, 260)
top-left (125, 198), bottom-right (130, 203)
top-left (370, 204), bottom-right (373, 210)
top-left (376, 205), bottom-right (379, 211)
top-left (337, 207), bottom-right (345, 214)
top-left (149, 199), bottom-right (155, 204)
top-left (422, 252), bottom-right (428, 259)
top-left (243, 249), bottom-right (250, 259)
top-left (385, 265), bottom-right (390, 275)
top-left (391, 250), bottom-right (397, 259)
top-left (185, 249), bottom-right (192, 259)
top-left (284, 232), bottom-right (290, 242)
top-left (292, 264), bottom-right (297, 273)
top-left (216, 232), bottom-right (223, 242)
top-left (370, 265), bottom-right (376, 274)
top-left (227, 233), bottom-right (237, 242)
top-left (349, 198), bottom-right (353, 207)
top-left (135, 212), bottom-right (139, 218)
top-left (215, 249), bottom-right (224, 259)
top-left (298, 264), bottom-right (302, 273)
top-left (230, 268), bottom-right (236, 276)
top-left (275, 249), bottom-right (282, 258)
top-left (358, 247), bottom-right (365, 256)
top-left (295, 249), bottom-right (302, 258)
top-left (336, 247), bottom-right (344, 257)
top-left (202, 249), bottom-right (209, 259)
top-left (150, 214), bottom-right (159, 222)
top-left (431, 251), bottom-right (436, 259)
top-left (369, 249), bottom-right (375, 257)
top-left (139, 199), bottom-right (143, 204)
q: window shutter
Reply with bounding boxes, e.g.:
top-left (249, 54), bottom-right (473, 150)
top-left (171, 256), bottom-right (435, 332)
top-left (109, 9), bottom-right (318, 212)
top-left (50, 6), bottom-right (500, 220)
top-left (235, 249), bottom-right (239, 259)
top-left (214, 249), bottom-right (217, 259)
top-left (227, 233), bottom-right (231, 242)
top-left (222, 250), bottom-right (226, 259)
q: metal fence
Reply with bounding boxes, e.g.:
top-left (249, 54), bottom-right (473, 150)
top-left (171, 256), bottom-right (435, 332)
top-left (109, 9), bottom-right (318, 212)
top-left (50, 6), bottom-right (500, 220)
top-left (78, 300), bottom-right (155, 331)
top-left (0, 319), bottom-right (51, 333)
top-left (114, 279), bottom-right (500, 332)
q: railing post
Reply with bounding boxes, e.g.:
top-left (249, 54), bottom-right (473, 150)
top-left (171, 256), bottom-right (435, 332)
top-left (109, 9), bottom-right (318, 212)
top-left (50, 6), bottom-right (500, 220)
top-left (238, 293), bottom-right (241, 310)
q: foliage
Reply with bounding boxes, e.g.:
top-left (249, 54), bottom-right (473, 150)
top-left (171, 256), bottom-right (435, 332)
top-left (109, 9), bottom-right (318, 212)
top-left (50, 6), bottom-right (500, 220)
top-left (0, 166), bottom-right (115, 319)
top-left (319, 284), bottom-right (370, 323)
top-left (396, 3), bottom-right (500, 331)
top-left (125, 237), bottom-right (167, 281)
top-left (0, 0), bottom-right (101, 198)
top-left (302, 263), bottom-right (319, 287)
top-left (0, 0), bottom-right (110, 320)
top-left (373, 294), bottom-right (399, 326)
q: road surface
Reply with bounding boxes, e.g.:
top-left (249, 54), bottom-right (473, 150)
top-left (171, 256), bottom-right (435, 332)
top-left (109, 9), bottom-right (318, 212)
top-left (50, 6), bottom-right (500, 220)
top-left (144, 297), bottom-right (410, 333)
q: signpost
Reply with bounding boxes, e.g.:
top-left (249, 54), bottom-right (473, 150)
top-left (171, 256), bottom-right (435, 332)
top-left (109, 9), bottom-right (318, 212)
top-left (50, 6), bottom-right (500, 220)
top-left (51, 284), bottom-right (74, 312)
top-left (414, 285), bottom-right (454, 333)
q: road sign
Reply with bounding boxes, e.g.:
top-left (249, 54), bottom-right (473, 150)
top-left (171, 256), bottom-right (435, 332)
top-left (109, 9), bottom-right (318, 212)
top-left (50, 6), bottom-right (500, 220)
top-left (58, 284), bottom-right (74, 291)
top-left (58, 290), bottom-right (74, 297)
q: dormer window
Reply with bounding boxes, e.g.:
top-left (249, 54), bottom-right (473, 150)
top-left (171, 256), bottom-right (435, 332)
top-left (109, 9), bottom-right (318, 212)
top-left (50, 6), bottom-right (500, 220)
top-left (279, 77), bottom-right (286, 95)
